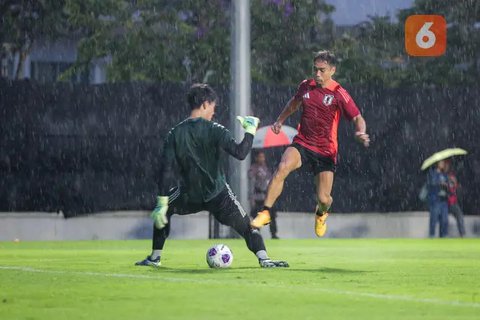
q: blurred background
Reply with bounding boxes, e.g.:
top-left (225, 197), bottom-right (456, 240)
top-left (1, 0), bottom-right (479, 239)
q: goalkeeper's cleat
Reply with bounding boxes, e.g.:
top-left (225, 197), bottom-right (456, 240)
top-left (271, 260), bottom-right (289, 267)
top-left (315, 209), bottom-right (329, 237)
top-left (250, 210), bottom-right (271, 229)
top-left (135, 255), bottom-right (161, 267)
top-left (259, 259), bottom-right (289, 268)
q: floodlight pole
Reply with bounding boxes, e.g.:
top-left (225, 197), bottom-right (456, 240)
top-left (230, 0), bottom-right (251, 218)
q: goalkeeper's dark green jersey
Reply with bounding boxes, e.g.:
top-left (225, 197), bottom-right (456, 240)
top-left (158, 117), bottom-right (253, 203)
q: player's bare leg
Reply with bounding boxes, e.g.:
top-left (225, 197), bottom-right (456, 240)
top-left (314, 171), bottom-right (334, 237)
top-left (251, 146), bottom-right (302, 228)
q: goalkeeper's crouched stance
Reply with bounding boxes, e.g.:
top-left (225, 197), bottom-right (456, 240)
top-left (135, 83), bottom-right (288, 268)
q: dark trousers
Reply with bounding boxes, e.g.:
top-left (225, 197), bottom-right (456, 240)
top-left (429, 201), bottom-right (449, 238)
top-left (449, 203), bottom-right (466, 237)
top-left (152, 186), bottom-right (266, 255)
top-left (251, 200), bottom-right (278, 238)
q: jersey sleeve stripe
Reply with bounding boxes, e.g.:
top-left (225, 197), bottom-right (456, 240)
top-left (337, 87), bottom-right (351, 103)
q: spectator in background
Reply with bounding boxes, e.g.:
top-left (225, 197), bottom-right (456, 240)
top-left (249, 151), bottom-right (278, 239)
top-left (445, 160), bottom-right (466, 237)
top-left (427, 160), bottom-right (449, 237)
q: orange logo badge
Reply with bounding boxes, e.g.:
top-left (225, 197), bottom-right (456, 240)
top-left (405, 15), bottom-right (446, 57)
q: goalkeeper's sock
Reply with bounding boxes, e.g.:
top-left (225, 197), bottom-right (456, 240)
top-left (150, 250), bottom-right (162, 260)
top-left (255, 250), bottom-right (269, 260)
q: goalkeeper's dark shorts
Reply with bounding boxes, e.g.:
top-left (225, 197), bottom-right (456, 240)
top-left (166, 184), bottom-right (250, 232)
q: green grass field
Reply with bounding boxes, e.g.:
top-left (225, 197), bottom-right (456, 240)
top-left (1, 239), bottom-right (479, 320)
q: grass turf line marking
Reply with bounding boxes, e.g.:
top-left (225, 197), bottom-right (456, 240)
top-left (1, 265), bottom-right (479, 309)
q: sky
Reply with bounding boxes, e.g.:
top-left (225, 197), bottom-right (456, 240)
top-left (325, 0), bottom-right (415, 25)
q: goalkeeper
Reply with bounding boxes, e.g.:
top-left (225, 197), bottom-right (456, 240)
top-left (136, 83), bottom-right (288, 268)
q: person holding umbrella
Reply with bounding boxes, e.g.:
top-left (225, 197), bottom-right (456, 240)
top-left (426, 160), bottom-right (449, 237)
top-left (421, 148), bottom-right (468, 238)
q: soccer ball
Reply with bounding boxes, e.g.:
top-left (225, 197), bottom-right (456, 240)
top-left (206, 244), bottom-right (233, 268)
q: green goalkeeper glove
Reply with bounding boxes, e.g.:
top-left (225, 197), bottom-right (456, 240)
top-left (151, 196), bottom-right (169, 229)
top-left (236, 116), bottom-right (260, 135)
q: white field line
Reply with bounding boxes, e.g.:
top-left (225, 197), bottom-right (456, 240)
top-left (1, 265), bottom-right (479, 309)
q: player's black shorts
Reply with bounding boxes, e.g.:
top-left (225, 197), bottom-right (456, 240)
top-left (166, 185), bottom-right (250, 234)
top-left (291, 142), bottom-right (337, 175)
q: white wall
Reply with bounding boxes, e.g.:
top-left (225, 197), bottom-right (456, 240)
top-left (1, 211), bottom-right (479, 241)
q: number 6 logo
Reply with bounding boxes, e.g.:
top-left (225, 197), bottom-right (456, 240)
top-left (405, 15), bottom-right (446, 56)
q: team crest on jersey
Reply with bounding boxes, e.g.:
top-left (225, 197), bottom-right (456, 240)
top-left (323, 94), bottom-right (334, 106)
top-left (303, 92), bottom-right (310, 99)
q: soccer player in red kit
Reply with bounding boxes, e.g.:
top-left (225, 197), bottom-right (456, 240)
top-left (250, 50), bottom-right (370, 236)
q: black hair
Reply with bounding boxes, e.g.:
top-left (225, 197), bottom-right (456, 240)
top-left (187, 83), bottom-right (218, 110)
top-left (313, 50), bottom-right (337, 66)
top-left (254, 150), bottom-right (265, 157)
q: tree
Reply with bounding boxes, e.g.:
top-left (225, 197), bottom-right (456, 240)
top-left (397, 0), bottom-right (480, 86)
top-left (64, 0), bottom-right (335, 85)
top-left (0, 0), bottom-right (70, 79)
top-left (250, 0), bottom-right (335, 85)
top-left (332, 0), bottom-right (480, 87)
top-left (63, 0), bottom-right (231, 84)
top-left (0, 0), bottom-right (336, 85)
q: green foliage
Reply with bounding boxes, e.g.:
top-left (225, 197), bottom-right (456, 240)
top-left (0, 0), bottom-right (71, 79)
top-left (63, 0), bottom-right (334, 84)
top-left (4, 0), bottom-right (477, 86)
top-left (251, 0), bottom-right (335, 85)
top-left (399, 0), bottom-right (480, 86)
top-left (333, 0), bottom-right (480, 87)
top-left (63, 0), bottom-right (230, 83)
top-left (332, 16), bottom-right (406, 87)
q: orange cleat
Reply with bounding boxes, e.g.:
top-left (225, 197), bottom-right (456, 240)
top-left (250, 210), bottom-right (271, 229)
top-left (315, 212), bottom-right (329, 237)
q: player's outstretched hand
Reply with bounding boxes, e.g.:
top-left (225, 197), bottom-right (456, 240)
top-left (236, 116), bottom-right (260, 135)
top-left (151, 196), bottom-right (169, 229)
top-left (271, 121), bottom-right (282, 134)
top-left (355, 132), bottom-right (370, 147)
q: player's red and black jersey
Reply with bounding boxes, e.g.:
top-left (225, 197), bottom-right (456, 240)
top-left (292, 79), bottom-right (360, 162)
top-left (158, 118), bottom-right (253, 203)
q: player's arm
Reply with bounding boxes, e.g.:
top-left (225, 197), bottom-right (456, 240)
top-left (222, 133), bottom-right (254, 160)
top-left (352, 115), bottom-right (370, 147)
top-left (151, 131), bottom-right (176, 229)
top-left (338, 87), bottom-right (370, 148)
top-left (272, 97), bottom-right (302, 134)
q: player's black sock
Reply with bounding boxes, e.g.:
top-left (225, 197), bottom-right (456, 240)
top-left (262, 205), bottom-right (271, 212)
top-left (152, 222), bottom-right (170, 251)
top-left (242, 228), bottom-right (266, 254)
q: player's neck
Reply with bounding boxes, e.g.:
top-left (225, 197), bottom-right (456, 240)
top-left (319, 78), bottom-right (333, 88)
top-left (189, 109), bottom-right (206, 120)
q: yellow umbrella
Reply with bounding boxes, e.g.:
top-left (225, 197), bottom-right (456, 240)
top-left (421, 148), bottom-right (468, 171)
